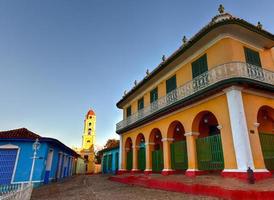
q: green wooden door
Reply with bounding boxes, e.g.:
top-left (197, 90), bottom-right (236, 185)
top-left (259, 133), bottom-right (274, 170)
top-left (126, 151), bottom-right (133, 171)
top-left (138, 147), bottom-right (146, 171)
top-left (196, 134), bottom-right (224, 170)
top-left (191, 54), bottom-right (208, 78)
top-left (170, 141), bottom-right (188, 170)
top-left (192, 54), bottom-right (208, 90)
top-left (152, 149), bottom-right (163, 172)
top-left (244, 47), bottom-right (261, 67)
top-left (166, 75), bottom-right (177, 94)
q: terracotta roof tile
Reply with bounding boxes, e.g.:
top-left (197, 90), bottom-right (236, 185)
top-left (0, 128), bottom-right (41, 139)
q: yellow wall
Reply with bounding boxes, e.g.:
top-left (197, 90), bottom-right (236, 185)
top-left (242, 92), bottom-right (274, 169)
top-left (122, 37), bottom-right (274, 118)
top-left (83, 115), bottom-right (96, 149)
top-left (121, 94), bottom-right (237, 170)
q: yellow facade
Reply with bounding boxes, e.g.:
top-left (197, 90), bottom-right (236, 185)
top-left (82, 110), bottom-right (96, 149)
top-left (117, 9), bottom-right (274, 178)
top-left (74, 109), bottom-right (97, 174)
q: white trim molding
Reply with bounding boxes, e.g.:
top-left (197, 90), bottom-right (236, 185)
top-left (0, 144), bottom-right (20, 184)
top-left (145, 142), bottom-right (155, 146)
top-left (225, 86), bottom-right (255, 170)
top-left (162, 168), bottom-right (174, 171)
top-left (222, 168), bottom-right (269, 173)
top-left (118, 135), bottom-right (123, 170)
top-left (186, 169), bottom-right (201, 172)
top-left (0, 144), bottom-right (20, 149)
top-left (144, 169), bottom-right (152, 171)
top-left (184, 132), bottom-right (200, 137)
top-left (161, 138), bottom-right (174, 142)
top-left (254, 122), bottom-right (260, 128)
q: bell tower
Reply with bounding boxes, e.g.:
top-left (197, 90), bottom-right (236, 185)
top-left (82, 109), bottom-right (96, 149)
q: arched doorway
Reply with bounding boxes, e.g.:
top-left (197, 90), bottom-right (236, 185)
top-left (136, 133), bottom-right (146, 171)
top-left (257, 106), bottom-right (274, 170)
top-left (192, 111), bottom-right (224, 171)
top-left (125, 137), bottom-right (133, 171)
top-left (149, 128), bottom-right (163, 172)
top-left (167, 121), bottom-right (188, 171)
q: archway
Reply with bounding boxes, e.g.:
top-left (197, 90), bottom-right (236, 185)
top-left (125, 137), bottom-right (133, 171)
top-left (192, 111), bottom-right (224, 171)
top-left (167, 121), bottom-right (187, 171)
top-left (257, 106), bottom-right (274, 170)
top-left (149, 128), bottom-right (163, 172)
top-left (136, 133), bottom-right (146, 171)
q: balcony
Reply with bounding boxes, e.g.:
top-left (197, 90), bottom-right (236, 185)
top-left (116, 62), bottom-right (274, 132)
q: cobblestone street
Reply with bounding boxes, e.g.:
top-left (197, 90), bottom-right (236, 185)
top-left (31, 175), bottom-right (220, 200)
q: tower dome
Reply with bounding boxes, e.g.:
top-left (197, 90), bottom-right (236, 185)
top-left (86, 109), bottom-right (95, 118)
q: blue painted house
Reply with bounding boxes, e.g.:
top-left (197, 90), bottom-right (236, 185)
top-left (100, 146), bottom-right (119, 174)
top-left (0, 128), bottom-right (79, 187)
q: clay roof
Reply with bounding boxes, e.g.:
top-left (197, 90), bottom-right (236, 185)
top-left (86, 109), bottom-right (95, 117)
top-left (0, 128), bottom-right (79, 157)
top-left (0, 128), bottom-right (41, 139)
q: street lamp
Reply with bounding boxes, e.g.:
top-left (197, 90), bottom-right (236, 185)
top-left (29, 138), bottom-right (40, 184)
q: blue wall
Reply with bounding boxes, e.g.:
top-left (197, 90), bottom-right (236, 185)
top-left (102, 147), bottom-right (119, 174)
top-left (0, 140), bottom-right (76, 187)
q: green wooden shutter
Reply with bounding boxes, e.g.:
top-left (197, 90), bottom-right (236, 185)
top-left (191, 54), bottom-right (208, 78)
top-left (126, 106), bottom-right (131, 117)
top-left (166, 75), bottom-right (177, 94)
top-left (244, 47), bottom-right (261, 67)
top-left (150, 88), bottom-right (158, 103)
top-left (138, 97), bottom-right (144, 110)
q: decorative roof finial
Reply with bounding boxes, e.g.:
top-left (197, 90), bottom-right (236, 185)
top-left (134, 80), bottom-right (138, 86)
top-left (182, 36), bottom-right (187, 44)
top-left (162, 55), bottom-right (166, 62)
top-left (218, 4), bottom-right (225, 14)
top-left (257, 21), bottom-right (263, 29)
top-left (146, 69), bottom-right (150, 76)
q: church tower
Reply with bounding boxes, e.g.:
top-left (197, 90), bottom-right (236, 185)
top-left (82, 109), bottom-right (96, 149)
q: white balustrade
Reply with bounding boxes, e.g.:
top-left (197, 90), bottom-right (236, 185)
top-left (116, 62), bottom-right (274, 131)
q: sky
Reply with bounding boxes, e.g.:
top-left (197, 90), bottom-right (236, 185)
top-left (0, 0), bottom-right (273, 149)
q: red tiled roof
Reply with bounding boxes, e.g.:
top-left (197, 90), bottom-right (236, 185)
top-left (86, 109), bottom-right (95, 117)
top-left (0, 128), bottom-right (41, 139)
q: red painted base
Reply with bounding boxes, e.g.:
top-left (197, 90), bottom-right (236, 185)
top-left (221, 171), bottom-right (273, 181)
top-left (144, 170), bottom-right (152, 175)
top-left (185, 170), bottom-right (208, 177)
top-left (117, 170), bottom-right (130, 175)
top-left (109, 175), bottom-right (274, 200)
top-left (131, 170), bottom-right (143, 175)
top-left (161, 170), bottom-right (176, 176)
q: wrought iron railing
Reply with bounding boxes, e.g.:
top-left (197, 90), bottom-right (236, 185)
top-left (116, 62), bottom-right (274, 131)
top-left (0, 183), bottom-right (33, 200)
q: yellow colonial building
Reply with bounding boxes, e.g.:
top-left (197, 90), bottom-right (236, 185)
top-left (116, 6), bottom-right (274, 179)
top-left (74, 109), bottom-right (96, 174)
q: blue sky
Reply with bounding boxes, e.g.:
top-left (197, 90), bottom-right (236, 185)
top-left (0, 0), bottom-right (273, 148)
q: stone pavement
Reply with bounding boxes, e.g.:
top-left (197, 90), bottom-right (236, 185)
top-left (31, 175), bottom-right (219, 200)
